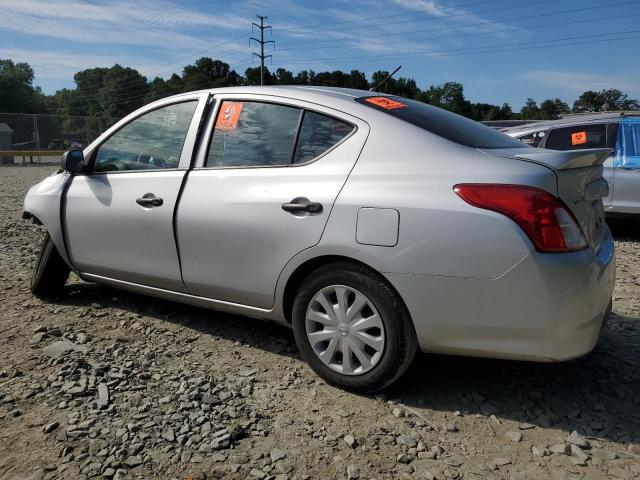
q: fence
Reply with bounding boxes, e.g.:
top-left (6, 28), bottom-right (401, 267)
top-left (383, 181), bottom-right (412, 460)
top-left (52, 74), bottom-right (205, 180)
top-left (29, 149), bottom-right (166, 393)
top-left (0, 113), bottom-right (120, 164)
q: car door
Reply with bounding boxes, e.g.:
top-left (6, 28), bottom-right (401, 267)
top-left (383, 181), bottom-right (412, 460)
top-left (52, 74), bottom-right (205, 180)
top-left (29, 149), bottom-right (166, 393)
top-left (64, 93), bottom-right (208, 291)
top-left (611, 118), bottom-right (640, 214)
top-left (177, 95), bottom-right (369, 309)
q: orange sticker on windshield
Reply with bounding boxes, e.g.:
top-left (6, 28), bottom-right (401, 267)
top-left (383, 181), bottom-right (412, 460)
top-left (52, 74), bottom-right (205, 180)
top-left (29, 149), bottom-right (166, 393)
top-left (364, 97), bottom-right (407, 110)
top-left (571, 131), bottom-right (587, 145)
top-left (215, 101), bottom-right (243, 130)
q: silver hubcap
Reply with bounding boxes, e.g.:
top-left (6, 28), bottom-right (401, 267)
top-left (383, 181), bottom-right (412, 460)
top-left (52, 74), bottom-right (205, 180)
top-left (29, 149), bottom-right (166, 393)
top-left (305, 285), bottom-right (385, 376)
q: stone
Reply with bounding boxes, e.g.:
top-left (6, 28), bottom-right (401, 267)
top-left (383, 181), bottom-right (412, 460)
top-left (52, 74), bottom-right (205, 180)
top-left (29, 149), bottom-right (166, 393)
top-left (443, 421), bottom-right (458, 433)
top-left (532, 446), bottom-right (549, 457)
top-left (396, 434), bottom-right (418, 448)
top-left (43, 422), bottom-right (59, 433)
top-left (249, 468), bottom-right (267, 479)
top-left (347, 465), bottom-right (360, 479)
top-left (567, 430), bottom-right (590, 449)
top-left (506, 431), bottom-right (522, 442)
top-left (392, 407), bottom-right (404, 418)
top-left (593, 449), bottom-right (616, 460)
top-left (212, 428), bottom-right (231, 450)
top-left (570, 444), bottom-right (589, 466)
top-left (162, 428), bottom-right (175, 442)
top-left (42, 341), bottom-right (87, 359)
top-left (549, 443), bottom-right (570, 455)
top-left (343, 434), bottom-right (356, 448)
top-left (123, 456), bottom-right (142, 468)
top-left (270, 448), bottom-right (286, 462)
top-left (492, 457), bottom-right (511, 467)
top-left (30, 332), bottom-right (46, 345)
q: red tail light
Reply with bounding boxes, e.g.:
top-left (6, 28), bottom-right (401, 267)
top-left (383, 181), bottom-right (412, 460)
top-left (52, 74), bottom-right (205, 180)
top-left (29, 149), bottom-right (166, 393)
top-left (454, 184), bottom-right (587, 253)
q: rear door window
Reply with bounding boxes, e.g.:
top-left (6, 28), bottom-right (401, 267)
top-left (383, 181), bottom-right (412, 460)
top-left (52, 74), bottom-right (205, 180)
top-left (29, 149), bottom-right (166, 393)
top-left (207, 101), bottom-right (301, 167)
top-left (544, 124), bottom-right (607, 151)
top-left (356, 95), bottom-right (528, 149)
top-left (517, 131), bottom-right (546, 148)
top-left (292, 111), bottom-right (355, 164)
top-left (613, 117), bottom-right (640, 169)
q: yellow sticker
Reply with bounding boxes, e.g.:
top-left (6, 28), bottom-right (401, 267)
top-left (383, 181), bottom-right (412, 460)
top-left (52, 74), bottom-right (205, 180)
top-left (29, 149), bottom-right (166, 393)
top-left (364, 97), bottom-right (407, 110)
top-left (571, 131), bottom-right (587, 145)
top-left (215, 101), bottom-right (243, 130)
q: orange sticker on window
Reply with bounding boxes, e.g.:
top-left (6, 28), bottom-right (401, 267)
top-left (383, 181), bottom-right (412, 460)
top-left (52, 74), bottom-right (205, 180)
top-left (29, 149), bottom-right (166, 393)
top-left (215, 101), bottom-right (243, 130)
top-left (571, 131), bottom-right (587, 145)
top-left (364, 97), bottom-right (407, 110)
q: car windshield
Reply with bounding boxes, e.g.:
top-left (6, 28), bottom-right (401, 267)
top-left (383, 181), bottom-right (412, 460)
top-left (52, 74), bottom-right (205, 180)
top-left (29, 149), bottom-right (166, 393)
top-left (356, 96), bottom-right (529, 149)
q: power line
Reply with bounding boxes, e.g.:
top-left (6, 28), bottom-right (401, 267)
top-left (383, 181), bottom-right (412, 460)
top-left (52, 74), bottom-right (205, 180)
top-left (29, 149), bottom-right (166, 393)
top-left (250, 15), bottom-right (275, 85)
top-left (276, 0), bottom-right (637, 50)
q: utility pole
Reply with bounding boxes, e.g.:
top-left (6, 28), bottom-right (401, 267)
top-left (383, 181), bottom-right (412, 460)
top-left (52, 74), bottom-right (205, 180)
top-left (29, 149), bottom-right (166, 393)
top-left (250, 15), bottom-right (274, 85)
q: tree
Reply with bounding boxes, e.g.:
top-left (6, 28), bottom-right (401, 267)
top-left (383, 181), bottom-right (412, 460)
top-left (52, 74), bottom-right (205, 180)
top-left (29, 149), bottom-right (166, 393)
top-left (0, 59), bottom-right (45, 113)
top-left (181, 58), bottom-right (240, 90)
top-left (573, 89), bottom-right (640, 112)
top-left (520, 98), bottom-right (541, 120)
top-left (539, 98), bottom-right (569, 120)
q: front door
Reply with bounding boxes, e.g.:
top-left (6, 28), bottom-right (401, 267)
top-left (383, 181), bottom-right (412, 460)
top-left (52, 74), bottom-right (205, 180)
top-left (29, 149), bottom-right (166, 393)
top-left (612, 118), bottom-right (640, 214)
top-left (177, 96), bottom-right (369, 309)
top-left (64, 96), bottom-right (206, 291)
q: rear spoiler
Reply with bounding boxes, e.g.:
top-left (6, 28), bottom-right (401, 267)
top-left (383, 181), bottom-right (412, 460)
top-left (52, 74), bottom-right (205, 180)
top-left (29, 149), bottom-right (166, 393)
top-left (514, 148), bottom-right (612, 170)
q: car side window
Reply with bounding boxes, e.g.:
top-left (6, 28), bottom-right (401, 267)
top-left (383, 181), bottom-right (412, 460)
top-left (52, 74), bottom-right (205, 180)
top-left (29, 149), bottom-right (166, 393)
top-left (94, 101), bottom-right (198, 172)
top-left (517, 131), bottom-right (546, 148)
top-left (544, 124), bottom-right (607, 151)
top-left (292, 111), bottom-right (355, 164)
top-left (613, 118), bottom-right (640, 169)
top-left (207, 101), bottom-right (301, 167)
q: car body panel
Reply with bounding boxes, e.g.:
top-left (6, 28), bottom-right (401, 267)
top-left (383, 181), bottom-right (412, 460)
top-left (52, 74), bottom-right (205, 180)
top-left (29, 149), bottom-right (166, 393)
top-left (23, 86), bottom-right (615, 364)
top-left (504, 114), bottom-right (640, 215)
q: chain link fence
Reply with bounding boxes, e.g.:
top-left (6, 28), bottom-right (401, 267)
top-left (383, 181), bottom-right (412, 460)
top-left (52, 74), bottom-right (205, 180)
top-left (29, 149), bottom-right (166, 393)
top-left (0, 113), bottom-right (120, 164)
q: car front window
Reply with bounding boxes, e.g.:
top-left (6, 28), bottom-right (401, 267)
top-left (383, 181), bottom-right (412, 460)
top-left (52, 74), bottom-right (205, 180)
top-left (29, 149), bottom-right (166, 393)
top-left (94, 101), bottom-right (198, 172)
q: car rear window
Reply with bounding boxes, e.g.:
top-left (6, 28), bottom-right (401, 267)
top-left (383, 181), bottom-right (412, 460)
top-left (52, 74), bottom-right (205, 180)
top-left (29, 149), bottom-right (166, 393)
top-left (356, 96), bottom-right (528, 149)
top-left (544, 124), bottom-right (607, 151)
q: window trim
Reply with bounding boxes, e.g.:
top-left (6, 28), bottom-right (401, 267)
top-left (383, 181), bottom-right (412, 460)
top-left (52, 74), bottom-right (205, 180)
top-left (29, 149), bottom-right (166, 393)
top-left (83, 93), bottom-right (208, 175)
top-left (197, 97), bottom-right (358, 171)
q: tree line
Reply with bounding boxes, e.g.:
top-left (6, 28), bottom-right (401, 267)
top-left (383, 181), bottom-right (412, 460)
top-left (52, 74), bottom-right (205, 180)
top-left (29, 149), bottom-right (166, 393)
top-left (2, 56), bottom-right (639, 136)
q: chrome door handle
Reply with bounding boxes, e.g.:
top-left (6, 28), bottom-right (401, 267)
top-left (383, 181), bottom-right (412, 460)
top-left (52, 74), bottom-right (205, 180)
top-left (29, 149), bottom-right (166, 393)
top-left (136, 193), bottom-right (163, 207)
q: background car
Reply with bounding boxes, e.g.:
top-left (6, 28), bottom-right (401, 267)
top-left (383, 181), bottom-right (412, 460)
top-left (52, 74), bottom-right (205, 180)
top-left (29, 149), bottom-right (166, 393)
top-left (504, 112), bottom-right (640, 217)
top-left (23, 87), bottom-right (615, 392)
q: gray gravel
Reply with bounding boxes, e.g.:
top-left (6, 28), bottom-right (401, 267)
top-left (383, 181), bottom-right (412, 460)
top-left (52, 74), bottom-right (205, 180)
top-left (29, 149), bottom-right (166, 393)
top-left (1, 166), bottom-right (639, 480)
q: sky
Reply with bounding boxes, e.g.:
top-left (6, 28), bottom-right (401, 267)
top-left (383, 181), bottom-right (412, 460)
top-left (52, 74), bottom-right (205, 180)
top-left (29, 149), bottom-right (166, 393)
top-left (1, 0), bottom-right (639, 109)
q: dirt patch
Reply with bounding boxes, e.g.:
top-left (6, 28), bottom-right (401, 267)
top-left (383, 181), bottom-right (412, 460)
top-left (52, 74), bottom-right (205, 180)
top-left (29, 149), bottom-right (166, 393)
top-left (1, 166), bottom-right (639, 480)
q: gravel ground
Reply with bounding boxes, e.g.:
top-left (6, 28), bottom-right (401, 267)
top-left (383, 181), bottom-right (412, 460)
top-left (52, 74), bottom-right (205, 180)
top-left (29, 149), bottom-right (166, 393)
top-left (1, 166), bottom-right (639, 480)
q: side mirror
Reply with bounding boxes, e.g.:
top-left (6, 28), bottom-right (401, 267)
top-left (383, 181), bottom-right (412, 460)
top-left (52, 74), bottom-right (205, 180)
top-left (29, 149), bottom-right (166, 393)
top-left (61, 149), bottom-right (85, 173)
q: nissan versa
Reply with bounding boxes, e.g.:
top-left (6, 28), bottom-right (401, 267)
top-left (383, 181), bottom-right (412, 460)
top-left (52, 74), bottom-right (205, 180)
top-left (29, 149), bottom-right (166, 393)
top-left (23, 87), bottom-right (615, 392)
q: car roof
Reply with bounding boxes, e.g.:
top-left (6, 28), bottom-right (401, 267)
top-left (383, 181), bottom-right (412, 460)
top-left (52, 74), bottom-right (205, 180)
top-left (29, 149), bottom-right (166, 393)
top-left (504, 111), bottom-right (640, 136)
top-left (173, 85), bottom-right (383, 113)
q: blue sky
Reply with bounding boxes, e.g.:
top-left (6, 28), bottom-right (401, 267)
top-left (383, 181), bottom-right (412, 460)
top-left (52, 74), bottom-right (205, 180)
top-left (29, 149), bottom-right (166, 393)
top-left (1, 0), bottom-right (639, 109)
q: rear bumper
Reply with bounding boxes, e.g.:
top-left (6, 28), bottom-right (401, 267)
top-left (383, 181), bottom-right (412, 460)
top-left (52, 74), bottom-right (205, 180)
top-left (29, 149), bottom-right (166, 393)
top-left (387, 227), bottom-right (616, 362)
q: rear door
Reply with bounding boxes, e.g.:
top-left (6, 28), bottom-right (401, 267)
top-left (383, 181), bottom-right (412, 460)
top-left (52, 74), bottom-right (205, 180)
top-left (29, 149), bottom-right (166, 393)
top-left (176, 95), bottom-right (369, 309)
top-left (612, 118), bottom-right (640, 213)
top-left (64, 94), bottom-right (208, 291)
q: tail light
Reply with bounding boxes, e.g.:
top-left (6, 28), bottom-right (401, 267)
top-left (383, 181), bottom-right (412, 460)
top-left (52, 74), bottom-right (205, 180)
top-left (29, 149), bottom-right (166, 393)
top-left (454, 184), bottom-right (587, 253)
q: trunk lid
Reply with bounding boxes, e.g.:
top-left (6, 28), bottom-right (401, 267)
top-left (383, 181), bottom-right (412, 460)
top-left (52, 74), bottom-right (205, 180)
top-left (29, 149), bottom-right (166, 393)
top-left (480, 147), bottom-right (611, 252)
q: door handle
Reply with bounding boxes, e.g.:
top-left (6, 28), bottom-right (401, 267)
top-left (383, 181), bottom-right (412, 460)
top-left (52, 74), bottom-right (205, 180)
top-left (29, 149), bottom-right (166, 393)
top-left (282, 198), bottom-right (323, 215)
top-left (136, 193), bottom-right (163, 207)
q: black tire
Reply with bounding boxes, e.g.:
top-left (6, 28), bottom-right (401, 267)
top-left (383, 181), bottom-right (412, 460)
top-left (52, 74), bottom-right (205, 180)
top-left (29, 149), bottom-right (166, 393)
top-left (292, 262), bottom-right (418, 393)
top-left (30, 232), bottom-right (70, 298)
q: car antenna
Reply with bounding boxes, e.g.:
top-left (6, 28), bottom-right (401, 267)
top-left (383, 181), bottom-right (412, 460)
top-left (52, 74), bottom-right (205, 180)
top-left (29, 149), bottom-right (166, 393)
top-left (369, 65), bottom-right (402, 91)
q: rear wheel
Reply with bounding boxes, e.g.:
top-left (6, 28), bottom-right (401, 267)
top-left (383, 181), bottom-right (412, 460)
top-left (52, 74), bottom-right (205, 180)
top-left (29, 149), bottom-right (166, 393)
top-left (30, 232), bottom-right (70, 298)
top-left (292, 262), bottom-right (417, 393)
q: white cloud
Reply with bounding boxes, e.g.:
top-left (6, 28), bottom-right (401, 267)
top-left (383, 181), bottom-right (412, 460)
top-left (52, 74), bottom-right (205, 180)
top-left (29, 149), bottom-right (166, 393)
top-left (521, 70), bottom-right (638, 94)
top-left (0, 0), bottom-right (248, 51)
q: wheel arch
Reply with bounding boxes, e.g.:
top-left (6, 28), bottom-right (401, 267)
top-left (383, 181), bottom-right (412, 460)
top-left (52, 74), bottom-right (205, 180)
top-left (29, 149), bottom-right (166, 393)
top-left (280, 254), bottom-right (411, 325)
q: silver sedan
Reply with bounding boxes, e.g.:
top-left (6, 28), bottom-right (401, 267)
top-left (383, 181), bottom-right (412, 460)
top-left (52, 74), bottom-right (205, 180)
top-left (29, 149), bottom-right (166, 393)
top-left (23, 87), bottom-right (615, 392)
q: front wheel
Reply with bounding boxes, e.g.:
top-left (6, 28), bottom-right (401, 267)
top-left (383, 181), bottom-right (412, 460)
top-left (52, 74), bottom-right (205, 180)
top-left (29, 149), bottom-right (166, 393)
top-left (30, 232), bottom-right (70, 298)
top-left (292, 262), bottom-right (417, 393)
